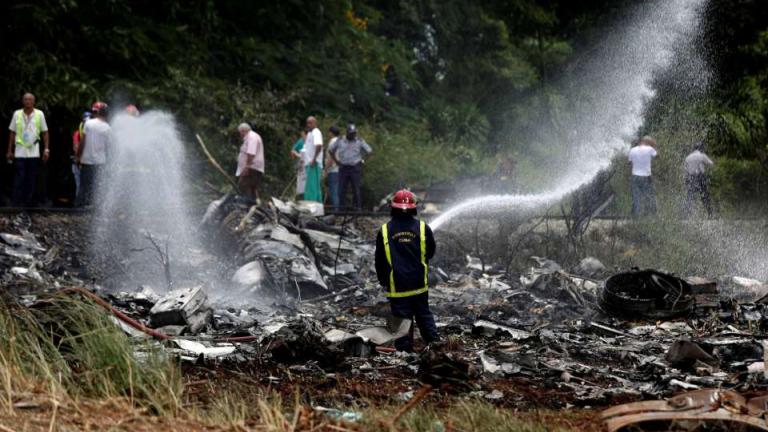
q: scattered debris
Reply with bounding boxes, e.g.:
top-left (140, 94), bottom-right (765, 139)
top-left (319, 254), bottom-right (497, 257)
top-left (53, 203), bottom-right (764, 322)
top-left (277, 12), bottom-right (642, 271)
top-left (724, 276), bottom-right (768, 303)
top-left (418, 350), bottom-right (471, 389)
top-left (171, 339), bottom-right (237, 361)
top-left (601, 269), bottom-right (693, 319)
top-left (260, 317), bottom-right (347, 368)
top-left (149, 286), bottom-right (212, 335)
top-left (665, 340), bottom-right (717, 369)
top-left (484, 389), bottom-right (505, 401)
top-left (473, 319), bottom-right (533, 340)
top-left (602, 389), bottom-right (768, 431)
top-left (314, 406), bottom-right (363, 423)
top-left (574, 256), bottom-right (607, 278)
top-left (7, 204), bottom-right (768, 419)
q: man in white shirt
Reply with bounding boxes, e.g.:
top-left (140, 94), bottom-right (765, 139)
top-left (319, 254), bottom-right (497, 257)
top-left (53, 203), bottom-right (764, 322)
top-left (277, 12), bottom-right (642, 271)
top-left (77, 101), bottom-right (111, 206)
top-left (6, 93), bottom-right (49, 206)
top-left (303, 116), bottom-right (323, 202)
top-left (236, 123), bottom-right (265, 202)
top-left (628, 135), bottom-right (658, 216)
top-left (684, 141), bottom-right (714, 217)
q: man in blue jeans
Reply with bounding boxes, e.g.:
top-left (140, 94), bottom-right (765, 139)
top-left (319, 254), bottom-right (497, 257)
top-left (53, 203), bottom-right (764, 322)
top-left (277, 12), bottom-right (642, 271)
top-left (628, 136), bottom-right (658, 216)
top-left (375, 189), bottom-right (438, 352)
top-left (6, 93), bottom-right (50, 207)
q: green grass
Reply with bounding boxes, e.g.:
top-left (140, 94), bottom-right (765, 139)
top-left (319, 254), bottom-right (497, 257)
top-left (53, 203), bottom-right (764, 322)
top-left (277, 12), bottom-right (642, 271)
top-left (0, 293), bottom-right (183, 416)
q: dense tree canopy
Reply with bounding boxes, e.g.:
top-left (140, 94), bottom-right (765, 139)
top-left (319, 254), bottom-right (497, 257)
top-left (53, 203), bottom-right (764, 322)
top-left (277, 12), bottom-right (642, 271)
top-left (1, 0), bottom-right (766, 208)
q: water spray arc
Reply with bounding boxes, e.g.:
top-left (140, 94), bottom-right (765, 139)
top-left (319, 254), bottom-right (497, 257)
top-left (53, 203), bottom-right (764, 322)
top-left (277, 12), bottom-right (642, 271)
top-left (430, 0), bottom-right (706, 231)
top-left (92, 111), bottom-right (200, 291)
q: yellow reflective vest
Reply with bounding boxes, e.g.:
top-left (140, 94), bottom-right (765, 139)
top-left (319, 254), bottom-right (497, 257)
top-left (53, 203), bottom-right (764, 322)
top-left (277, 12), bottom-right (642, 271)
top-left (380, 220), bottom-right (429, 298)
top-left (14, 109), bottom-right (43, 149)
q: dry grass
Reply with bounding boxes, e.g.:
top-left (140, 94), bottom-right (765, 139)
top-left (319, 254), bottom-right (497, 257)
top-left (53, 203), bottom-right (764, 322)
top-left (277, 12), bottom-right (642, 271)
top-left (0, 294), bottom-right (598, 431)
top-left (0, 393), bottom-right (597, 432)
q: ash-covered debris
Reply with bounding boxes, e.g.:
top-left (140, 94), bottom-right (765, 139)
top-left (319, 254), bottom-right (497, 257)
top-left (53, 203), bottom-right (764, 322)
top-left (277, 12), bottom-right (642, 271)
top-left (149, 286), bottom-right (213, 335)
top-left (201, 195), bottom-right (373, 302)
top-left (260, 317), bottom-right (347, 368)
top-left (0, 213), bottom-right (87, 295)
top-left (5, 203), bottom-right (768, 410)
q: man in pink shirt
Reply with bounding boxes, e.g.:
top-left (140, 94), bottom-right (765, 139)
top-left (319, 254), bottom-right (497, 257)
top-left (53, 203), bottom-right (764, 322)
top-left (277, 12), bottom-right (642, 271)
top-left (236, 123), bottom-right (264, 202)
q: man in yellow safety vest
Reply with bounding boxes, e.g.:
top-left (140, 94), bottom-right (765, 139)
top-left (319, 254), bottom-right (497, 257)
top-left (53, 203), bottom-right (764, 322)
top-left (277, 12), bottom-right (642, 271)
top-left (6, 93), bottom-right (49, 207)
top-left (375, 189), bottom-right (438, 352)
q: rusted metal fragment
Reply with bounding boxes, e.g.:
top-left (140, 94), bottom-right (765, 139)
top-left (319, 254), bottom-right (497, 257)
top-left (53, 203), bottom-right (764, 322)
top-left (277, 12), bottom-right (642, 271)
top-left (601, 389), bottom-right (768, 431)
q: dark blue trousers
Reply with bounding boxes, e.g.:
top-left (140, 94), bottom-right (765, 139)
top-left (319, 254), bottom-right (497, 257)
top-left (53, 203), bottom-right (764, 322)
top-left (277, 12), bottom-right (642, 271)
top-left (77, 164), bottom-right (102, 207)
top-left (685, 173), bottom-right (713, 217)
top-left (338, 163), bottom-right (362, 210)
top-left (12, 157), bottom-right (39, 207)
top-left (327, 171), bottom-right (340, 209)
top-left (389, 292), bottom-right (439, 352)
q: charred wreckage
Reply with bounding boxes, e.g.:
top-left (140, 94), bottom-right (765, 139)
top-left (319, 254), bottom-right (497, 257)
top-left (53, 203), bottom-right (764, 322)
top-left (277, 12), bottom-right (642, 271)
top-left (3, 196), bottom-right (768, 431)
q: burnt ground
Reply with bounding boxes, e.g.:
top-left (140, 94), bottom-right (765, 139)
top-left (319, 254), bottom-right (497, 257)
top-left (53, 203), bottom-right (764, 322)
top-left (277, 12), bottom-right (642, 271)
top-left (0, 211), bottom-right (611, 430)
top-left (3, 209), bottom-right (768, 431)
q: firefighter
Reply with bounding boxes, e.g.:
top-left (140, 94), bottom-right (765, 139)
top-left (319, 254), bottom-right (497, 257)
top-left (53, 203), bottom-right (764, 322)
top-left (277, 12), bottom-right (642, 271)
top-left (375, 189), bottom-right (439, 352)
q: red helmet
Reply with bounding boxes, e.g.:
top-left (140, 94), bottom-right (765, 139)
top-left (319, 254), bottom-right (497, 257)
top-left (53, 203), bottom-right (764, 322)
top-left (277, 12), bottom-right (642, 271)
top-left (391, 189), bottom-right (417, 209)
top-left (124, 104), bottom-right (140, 116)
top-left (91, 101), bottom-right (108, 113)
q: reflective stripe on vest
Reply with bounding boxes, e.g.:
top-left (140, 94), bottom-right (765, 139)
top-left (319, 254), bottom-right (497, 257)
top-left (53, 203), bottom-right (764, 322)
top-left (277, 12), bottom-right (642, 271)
top-left (14, 109), bottom-right (42, 148)
top-left (381, 221), bottom-right (429, 298)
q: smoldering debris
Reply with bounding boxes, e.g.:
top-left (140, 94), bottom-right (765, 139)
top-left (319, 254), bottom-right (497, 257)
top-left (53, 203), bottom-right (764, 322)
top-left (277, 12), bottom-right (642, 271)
top-left (5, 199), bottom-right (768, 416)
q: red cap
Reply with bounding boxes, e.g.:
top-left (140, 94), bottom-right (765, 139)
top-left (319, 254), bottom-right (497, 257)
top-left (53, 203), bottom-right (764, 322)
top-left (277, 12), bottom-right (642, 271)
top-left (391, 189), bottom-right (417, 209)
top-left (91, 101), bottom-right (108, 113)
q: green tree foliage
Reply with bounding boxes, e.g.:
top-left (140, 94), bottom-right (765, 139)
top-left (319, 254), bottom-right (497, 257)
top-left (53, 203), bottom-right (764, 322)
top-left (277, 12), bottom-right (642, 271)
top-left (702, 0), bottom-right (768, 168)
top-left (638, 0), bottom-right (768, 212)
top-left (2, 0), bottom-right (764, 206)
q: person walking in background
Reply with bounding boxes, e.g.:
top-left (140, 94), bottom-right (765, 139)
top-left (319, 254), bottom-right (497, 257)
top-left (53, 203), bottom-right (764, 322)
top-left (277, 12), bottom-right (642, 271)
top-left (6, 93), bottom-right (50, 207)
top-left (290, 130), bottom-right (307, 200)
top-left (628, 135), bottom-right (658, 217)
top-left (77, 102), bottom-right (111, 207)
top-left (324, 125), bottom-right (340, 210)
top-left (329, 124), bottom-right (372, 210)
top-left (236, 123), bottom-right (265, 203)
top-left (71, 111), bottom-right (91, 201)
top-left (684, 140), bottom-right (714, 217)
top-left (375, 189), bottom-right (438, 352)
top-left (303, 116), bottom-right (323, 203)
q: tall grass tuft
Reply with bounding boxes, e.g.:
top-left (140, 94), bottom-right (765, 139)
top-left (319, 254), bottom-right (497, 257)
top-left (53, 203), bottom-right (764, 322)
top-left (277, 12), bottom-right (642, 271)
top-left (0, 293), bottom-right (183, 416)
